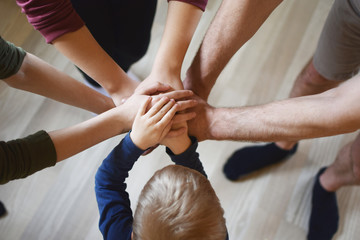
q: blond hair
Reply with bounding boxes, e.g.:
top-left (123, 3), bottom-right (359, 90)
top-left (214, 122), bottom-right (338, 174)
top-left (133, 165), bottom-right (226, 240)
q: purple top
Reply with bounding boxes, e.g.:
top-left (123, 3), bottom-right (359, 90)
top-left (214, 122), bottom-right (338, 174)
top-left (16, 0), bottom-right (208, 43)
top-left (171, 0), bottom-right (207, 11)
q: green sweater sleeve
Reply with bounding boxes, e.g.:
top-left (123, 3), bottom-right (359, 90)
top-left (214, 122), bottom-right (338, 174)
top-left (0, 36), bottom-right (26, 79)
top-left (0, 130), bottom-right (57, 184)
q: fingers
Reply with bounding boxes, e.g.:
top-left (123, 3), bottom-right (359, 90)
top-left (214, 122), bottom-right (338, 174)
top-left (173, 112), bottom-right (196, 123)
top-left (153, 83), bottom-right (172, 94)
top-left (160, 121), bottom-right (174, 139)
top-left (146, 98), bottom-right (196, 124)
top-left (175, 99), bottom-right (198, 112)
top-left (150, 92), bottom-right (197, 114)
top-left (138, 96), bottom-right (152, 116)
top-left (152, 100), bottom-right (177, 123)
top-left (156, 103), bottom-right (178, 126)
top-left (136, 82), bottom-right (172, 95)
top-left (146, 97), bottom-right (172, 117)
top-left (154, 90), bottom-right (193, 101)
top-left (167, 127), bottom-right (187, 138)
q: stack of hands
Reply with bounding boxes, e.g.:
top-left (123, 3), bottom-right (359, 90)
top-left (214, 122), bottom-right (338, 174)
top-left (121, 81), bottom-right (198, 155)
top-left (118, 80), bottom-right (215, 149)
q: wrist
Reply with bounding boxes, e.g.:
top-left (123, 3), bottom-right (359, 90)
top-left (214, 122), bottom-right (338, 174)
top-left (185, 68), bottom-right (215, 101)
top-left (207, 107), bottom-right (227, 140)
top-left (129, 131), bottom-right (147, 151)
top-left (152, 57), bottom-right (181, 76)
top-left (149, 67), bottom-right (184, 90)
top-left (168, 135), bottom-right (192, 154)
top-left (117, 105), bottom-right (133, 133)
top-left (106, 75), bottom-right (139, 102)
top-left (105, 104), bottom-right (129, 134)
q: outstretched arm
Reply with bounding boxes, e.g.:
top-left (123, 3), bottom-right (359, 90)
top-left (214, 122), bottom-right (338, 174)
top-left (51, 86), bottom-right (197, 161)
top-left (139, 0), bottom-right (204, 91)
top-left (95, 93), bottom-right (185, 239)
top-left (1, 35), bottom-right (114, 113)
top-left (0, 103), bottom-right (130, 185)
top-left (0, 83), bottom-right (196, 184)
top-left (16, 0), bottom-right (139, 105)
top-left (95, 132), bottom-right (144, 240)
top-left (189, 76), bottom-right (360, 142)
top-left (17, 0), bottom-right (206, 104)
top-left (4, 52), bottom-right (115, 114)
top-left (51, 26), bottom-right (139, 105)
top-left (185, 0), bottom-right (284, 100)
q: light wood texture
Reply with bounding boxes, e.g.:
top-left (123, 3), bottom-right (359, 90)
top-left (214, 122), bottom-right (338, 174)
top-left (1, 0), bottom-right (359, 239)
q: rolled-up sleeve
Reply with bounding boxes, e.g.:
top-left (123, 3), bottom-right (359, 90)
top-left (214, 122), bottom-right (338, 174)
top-left (168, 0), bottom-right (208, 11)
top-left (16, 0), bottom-right (85, 43)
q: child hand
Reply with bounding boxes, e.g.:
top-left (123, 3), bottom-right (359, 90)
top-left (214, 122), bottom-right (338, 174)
top-left (130, 96), bottom-right (178, 150)
top-left (161, 121), bottom-right (192, 155)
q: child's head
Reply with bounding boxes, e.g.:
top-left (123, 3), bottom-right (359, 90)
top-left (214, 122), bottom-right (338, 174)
top-left (133, 165), bottom-right (227, 240)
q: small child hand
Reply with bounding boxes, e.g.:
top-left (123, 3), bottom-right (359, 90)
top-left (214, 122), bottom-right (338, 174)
top-left (130, 96), bottom-right (178, 150)
top-left (161, 121), bottom-right (192, 154)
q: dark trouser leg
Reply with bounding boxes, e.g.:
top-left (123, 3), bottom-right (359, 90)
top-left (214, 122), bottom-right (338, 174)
top-left (0, 201), bottom-right (6, 217)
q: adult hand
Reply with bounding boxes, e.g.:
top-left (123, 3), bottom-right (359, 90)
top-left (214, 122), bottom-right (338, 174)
top-left (122, 82), bottom-right (198, 130)
top-left (183, 74), bottom-right (212, 102)
top-left (135, 81), bottom-right (196, 112)
top-left (110, 75), bottom-right (140, 106)
top-left (138, 71), bottom-right (185, 92)
top-left (134, 81), bottom-right (172, 96)
top-left (151, 90), bottom-right (197, 122)
top-left (187, 94), bottom-right (216, 141)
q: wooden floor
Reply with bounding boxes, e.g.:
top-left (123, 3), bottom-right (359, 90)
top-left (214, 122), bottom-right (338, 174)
top-left (1, 0), bottom-right (360, 239)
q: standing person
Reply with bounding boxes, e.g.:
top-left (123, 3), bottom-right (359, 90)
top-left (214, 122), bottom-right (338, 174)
top-left (16, 0), bottom-right (208, 105)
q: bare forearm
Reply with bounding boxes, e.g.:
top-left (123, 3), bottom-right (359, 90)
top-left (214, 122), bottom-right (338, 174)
top-left (52, 26), bottom-right (139, 103)
top-left (47, 86), bottom-right (196, 162)
top-left (4, 53), bottom-right (115, 114)
top-left (186, 0), bottom-right (283, 99)
top-left (49, 106), bottom-right (129, 162)
top-left (209, 85), bottom-right (360, 141)
top-left (150, 1), bottom-right (203, 90)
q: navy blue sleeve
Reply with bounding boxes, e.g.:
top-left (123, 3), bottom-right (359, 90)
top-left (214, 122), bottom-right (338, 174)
top-left (95, 133), bottom-right (144, 240)
top-left (166, 137), bottom-right (230, 239)
top-left (165, 136), bottom-right (207, 178)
